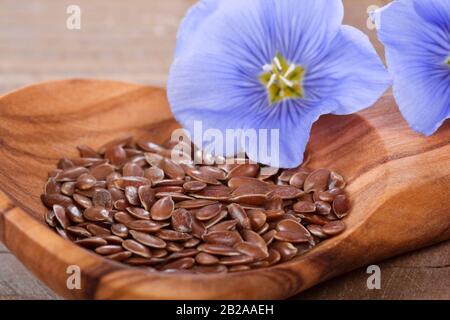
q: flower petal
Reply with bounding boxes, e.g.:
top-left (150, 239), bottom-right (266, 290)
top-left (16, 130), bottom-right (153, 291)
top-left (242, 99), bottom-right (332, 168)
top-left (175, 0), bottom-right (221, 57)
top-left (303, 25), bottom-right (391, 115)
top-left (376, 0), bottom-right (450, 135)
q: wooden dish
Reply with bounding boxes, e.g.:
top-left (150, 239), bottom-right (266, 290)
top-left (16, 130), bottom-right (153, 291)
top-left (0, 79), bottom-right (449, 299)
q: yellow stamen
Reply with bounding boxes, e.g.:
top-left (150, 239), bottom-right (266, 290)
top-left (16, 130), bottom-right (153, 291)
top-left (259, 53), bottom-right (305, 105)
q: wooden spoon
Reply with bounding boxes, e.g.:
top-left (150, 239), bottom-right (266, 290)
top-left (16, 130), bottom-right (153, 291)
top-left (0, 79), bottom-right (448, 299)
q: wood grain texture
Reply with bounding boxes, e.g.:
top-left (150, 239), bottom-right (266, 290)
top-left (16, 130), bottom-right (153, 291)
top-left (0, 0), bottom-right (448, 300)
top-left (0, 79), bottom-right (448, 299)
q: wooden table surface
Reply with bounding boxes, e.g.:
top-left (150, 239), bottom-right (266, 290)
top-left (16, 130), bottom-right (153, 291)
top-left (0, 0), bottom-right (448, 300)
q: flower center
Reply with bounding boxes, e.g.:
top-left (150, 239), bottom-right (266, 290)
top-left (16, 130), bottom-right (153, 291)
top-left (259, 53), bottom-right (305, 104)
top-left (447, 56), bottom-right (450, 67)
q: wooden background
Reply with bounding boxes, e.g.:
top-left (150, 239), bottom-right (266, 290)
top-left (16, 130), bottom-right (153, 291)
top-left (0, 0), bottom-right (448, 300)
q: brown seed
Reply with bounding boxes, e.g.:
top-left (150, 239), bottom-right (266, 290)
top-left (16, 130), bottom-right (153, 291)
top-left (183, 238), bottom-right (201, 248)
top-left (95, 245), bottom-right (123, 255)
top-left (274, 220), bottom-right (311, 243)
top-left (92, 189), bottom-right (113, 209)
top-left (183, 181), bottom-right (207, 192)
top-left (101, 235), bottom-right (124, 245)
top-left (123, 163), bottom-right (144, 177)
top-left (261, 230), bottom-right (277, 245)
top-left (228, 265), bottom-right (250, 273)
top-left (315, 201), bottom-right (331, 215)
top-left (161, 158), bottom-right (185, 180)
top-left (155, 192), bottom-right (193, 202)
top-left (113, 176), bottom-right (151, 189)
top-left (75, 237), bottom-right (108, 248)
top-left (267, 249), bottom-right (282, 266)
top-left (333, 194), bottom-right (350, 218)
top-left (127, 207), bottom-right (151, 220)
top-left (171, 208), bottom-right (193, 233)
top-left (144, 166), bottom-right (165, 184)
top-left (44, 178), bottom-right (61, 195)
top-left (304, 169), bottom-right (330, 193)
top-left (269, 185), bottom-right (304, 199)
top-left (298, 213), bottom-right (330, 226)
top-left (113, 211), bottom-right (135, 225)
top-left (65, 204), bottom-right (84, 223)
top-left (289, 171), bottom-right (309, 188)
top-left (156, 229), bottom-right (192, 241)
top-left (138, 185), bottom-right (156, 211)
top-left (293, 201), bottom-right (316, 213)
top-left (75, 173), bottom-right (97, 190)
top-left (264, 209), bottom-right (285, 220)
top-left (227, 203), bottom-right (250, 229)
top-left (166, 241), bottom-right (185, 252)
top-left (56, 166), bottom-right (89, 182)
top-left (195, 252), bottom-right (220, 265)
top-left (73, 193), bottom-right (92, 209)
top-left (127, 220), bottom-right (167, 233)
top-left (329, 171), bottom-right (346, 189)
top-left (227, 164), bottom-right (259, 179)
top-left (208, 220), bottom-right (238, 232)
top-left (234, 242), bottom-right (268, 260)
top-left (90, 164), bottom-right (115, 180)
top-left (111, 223), bottom-right (129, 238)
top-left (144, 152), bottom-right (164, 167)
top-left (166, 248), bottom-right (198, 260)
top-left (204, 209), bottom-right (228, 228)
top-left (66, 226), bottom-right (91, 238)
top-left (191, 218), bottom-right (206, 239)
top-left (60, 181), bottom-right (75, 196)
top-left (122, 239), bottom-right (152, 258)
top-left (83, 224), bottom-right (109, 237)
top-left (203, 231), bottom-right (243, 247)
top-left (195, 203), bottom-right (221, 221)
top-left (106, 251), bottom-right (132, 262)
top-left (247, 209), bottom-right (267, 230)
top-left (84, 206), bottom-right (109, 222)
top-left (105, 145), bottom-right (127, 166)
top-left (130, 230), bottom-right (167, 248)
top-left (193, 265), bottom-right (228, 274)
top-left (322, 221), bottom-right (346, 236)
top-left (161, 257), bottom-right (194, 270)
top-left (307, 224), bottom-right (328, 239)
top-left (256, 222), bottom-right (270, 235)
top-left (125, 186), bottom-right (140, 206)
top-left (53, 204), bottom-right (71, 229)
top-left (77, 145), bottom-right (101, 158)
top-left (270, 241), bottom-right (298, 262)
top-left (175, 199), bottom-right (217, 209)
top-left (219, 255), bottom-right (254, 266)
top-left (151, 196), bottom-right (174, 220)
top-left (241, 229), bottom-right (268, 253)
top-left (197, 243), bottom-right (240, 256)
top-left (153, 249), bottom-right (169, 258)
top-left (42, 193), bottom-right (73, 208)
top-left (45, 210), bottom-right (57, 227)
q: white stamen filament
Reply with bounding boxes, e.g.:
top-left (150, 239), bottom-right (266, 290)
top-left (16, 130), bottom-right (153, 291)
top-left (262, 64), bottom-right (273, 72)
top-left (266, 74), bottom-right (277, 88)
top-left (273, 56), bottom-right (282, 71)
top-left (284, 64), bottom-right (296, 77)
top-left (280, 76), bottom-right (294, 88)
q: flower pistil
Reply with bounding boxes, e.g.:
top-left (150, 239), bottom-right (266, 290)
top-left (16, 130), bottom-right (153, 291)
top-left (259, 53), bottom-right (305, 104)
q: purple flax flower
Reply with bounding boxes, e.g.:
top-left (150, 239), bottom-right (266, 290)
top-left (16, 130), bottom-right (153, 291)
top-left (168, 0), bottom-right (391, 168)
top-left (374, 0), bottom-right (450, 135)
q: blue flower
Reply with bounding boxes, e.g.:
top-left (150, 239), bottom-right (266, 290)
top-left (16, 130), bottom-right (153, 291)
top-left (168, 0), bottom-right (391, 168)
top-left (374, 0), bottom-right (450, 135)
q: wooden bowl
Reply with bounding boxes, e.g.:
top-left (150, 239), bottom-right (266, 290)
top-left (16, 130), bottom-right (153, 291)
top-left (0, 79), bottom-right (449, 299)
